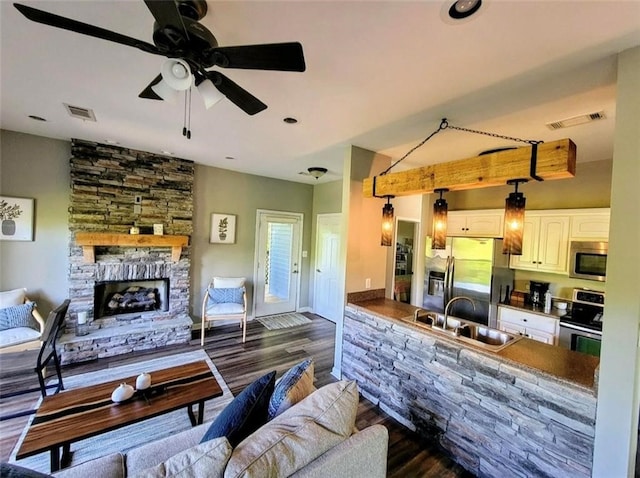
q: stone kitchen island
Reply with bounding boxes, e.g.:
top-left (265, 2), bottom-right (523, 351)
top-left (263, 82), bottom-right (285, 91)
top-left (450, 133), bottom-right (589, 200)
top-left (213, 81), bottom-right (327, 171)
top-left (342, 298), bottom-right (600, 478)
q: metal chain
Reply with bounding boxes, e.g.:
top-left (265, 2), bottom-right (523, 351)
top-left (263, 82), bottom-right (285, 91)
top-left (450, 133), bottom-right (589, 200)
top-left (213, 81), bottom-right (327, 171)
top-left (380, 118), bottom-right (543, 176)
top-left (442, 118), bottom-right (543, 145)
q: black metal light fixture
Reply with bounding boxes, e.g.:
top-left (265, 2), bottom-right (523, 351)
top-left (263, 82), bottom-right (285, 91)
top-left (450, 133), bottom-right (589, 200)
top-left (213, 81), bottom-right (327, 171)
top-left (502, 179), bottom-right (529, 255)
top-left (307, 167), bottom-right (328, 179)
top-left (432, 188), bottom-right (449, 249)
top-left (381, 196), bottom-right (395, 247)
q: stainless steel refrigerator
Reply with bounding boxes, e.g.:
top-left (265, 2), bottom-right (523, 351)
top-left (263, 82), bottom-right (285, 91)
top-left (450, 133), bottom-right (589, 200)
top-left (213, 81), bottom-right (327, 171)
top-left (423, 237), bottom-right (514, 327)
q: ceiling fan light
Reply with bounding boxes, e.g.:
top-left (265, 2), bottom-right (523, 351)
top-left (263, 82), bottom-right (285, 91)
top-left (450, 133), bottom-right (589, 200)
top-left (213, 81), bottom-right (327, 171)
top-left (197, 79), bottom-right (225, 109)
top-left (161, 59), bottom-right (193, 91)
top-left (151, 79), bottom-right (180, 103)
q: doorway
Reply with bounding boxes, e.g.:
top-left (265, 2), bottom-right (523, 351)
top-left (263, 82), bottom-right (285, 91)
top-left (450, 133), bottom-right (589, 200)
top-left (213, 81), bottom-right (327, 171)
top-left (393, 219), bottom-right (418, 304)
top-left (313, 213), bottom-right (342, 323)
top-left (254, 210), bottom-right (303, 317)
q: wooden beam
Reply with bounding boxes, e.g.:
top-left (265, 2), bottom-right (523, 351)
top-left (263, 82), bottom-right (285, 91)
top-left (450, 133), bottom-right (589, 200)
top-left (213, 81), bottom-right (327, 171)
top-left (75, 233), bottom-right (189, 263)
top-left (363, 139), bottom-right (576, 198)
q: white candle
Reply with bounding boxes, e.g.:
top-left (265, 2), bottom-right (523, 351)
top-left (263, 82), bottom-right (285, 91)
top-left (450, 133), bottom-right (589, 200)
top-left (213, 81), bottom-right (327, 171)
top-left (77, 311), bottom-right (87, 325)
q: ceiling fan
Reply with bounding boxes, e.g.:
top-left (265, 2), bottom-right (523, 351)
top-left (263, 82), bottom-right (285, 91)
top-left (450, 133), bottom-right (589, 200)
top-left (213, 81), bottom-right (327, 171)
top-left (13, 0), bottom-right (306, 117)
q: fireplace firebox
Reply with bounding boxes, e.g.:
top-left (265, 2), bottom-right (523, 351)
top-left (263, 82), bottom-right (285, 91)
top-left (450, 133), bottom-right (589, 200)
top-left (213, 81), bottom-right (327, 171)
top-left (94, 279), bottom-right (170, 320)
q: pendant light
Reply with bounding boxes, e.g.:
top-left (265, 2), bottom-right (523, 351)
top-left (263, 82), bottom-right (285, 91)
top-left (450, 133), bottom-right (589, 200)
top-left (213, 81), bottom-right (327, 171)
top-left (432, 188), bottom-right (449, 249)
top-left (381, 196), bottom-right (394, 247)
top-left (502, 179), bottom-right (528, 255)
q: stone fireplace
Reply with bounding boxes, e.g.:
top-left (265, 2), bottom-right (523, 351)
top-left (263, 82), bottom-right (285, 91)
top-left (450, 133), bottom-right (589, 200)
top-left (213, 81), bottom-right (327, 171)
top-left (59, 139), bottom-right (195, 364)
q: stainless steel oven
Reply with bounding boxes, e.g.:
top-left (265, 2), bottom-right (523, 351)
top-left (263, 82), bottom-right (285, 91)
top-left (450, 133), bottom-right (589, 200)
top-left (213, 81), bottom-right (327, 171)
top-left (558, 288), bottom-right (604, 357)
top-left (569, 241), bottom-right (607, 282)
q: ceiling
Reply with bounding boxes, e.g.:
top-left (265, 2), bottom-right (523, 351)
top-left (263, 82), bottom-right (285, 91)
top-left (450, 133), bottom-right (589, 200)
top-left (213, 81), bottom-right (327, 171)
top-left (1, 1), bottom-right (639, 184)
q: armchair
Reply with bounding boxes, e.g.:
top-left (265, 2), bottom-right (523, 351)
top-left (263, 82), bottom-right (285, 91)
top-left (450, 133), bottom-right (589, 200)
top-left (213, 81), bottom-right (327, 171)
top-left (201, 277), bottom-right (247, 346)
top-left (0, 288), bottom-right (46, 353)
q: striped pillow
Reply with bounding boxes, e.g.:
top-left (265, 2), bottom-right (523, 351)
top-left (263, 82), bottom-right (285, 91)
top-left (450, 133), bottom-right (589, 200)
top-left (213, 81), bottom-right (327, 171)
top-left (208, 287), bottom-right (244, 305)
top-left (268, 359), bottom-right (315, 420)
top-left (0, 302), bottom-right (37, 331)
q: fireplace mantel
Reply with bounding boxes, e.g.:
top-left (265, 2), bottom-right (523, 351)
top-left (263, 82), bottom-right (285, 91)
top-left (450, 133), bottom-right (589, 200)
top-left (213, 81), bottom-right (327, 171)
top-left (75, 232), bottom-right (189, 263)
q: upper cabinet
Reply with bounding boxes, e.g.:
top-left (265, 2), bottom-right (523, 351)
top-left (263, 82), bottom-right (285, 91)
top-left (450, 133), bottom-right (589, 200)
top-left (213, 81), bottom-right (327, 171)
top-left (447, 210), bottom-right (504, 238)
top-left (569, 209), bottom-right (610, 240)
top-left (510, 212), bottom-right (571, 274)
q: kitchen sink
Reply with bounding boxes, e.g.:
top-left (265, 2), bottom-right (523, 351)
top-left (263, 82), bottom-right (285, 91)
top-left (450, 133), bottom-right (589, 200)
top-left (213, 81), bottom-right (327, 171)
top-left (406, 308), bottom-right (522, 351)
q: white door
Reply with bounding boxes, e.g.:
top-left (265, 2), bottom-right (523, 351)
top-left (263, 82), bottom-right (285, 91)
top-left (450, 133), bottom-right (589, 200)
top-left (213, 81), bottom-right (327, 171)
top-left (314, 214), bottom-right (342, 322)
top-left (254, 211), bottom-right (302, 317)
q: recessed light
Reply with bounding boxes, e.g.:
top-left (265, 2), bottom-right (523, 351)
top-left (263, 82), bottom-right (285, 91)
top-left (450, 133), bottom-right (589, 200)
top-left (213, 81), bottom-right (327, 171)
top-left (283, 117), bottom-right (298, 124)
top-left (448, 0), bottom-right (482, 19)
top-left (225, 156), bottom-right (236, 160)
top-left (28, 115), bottom-right (47, 122)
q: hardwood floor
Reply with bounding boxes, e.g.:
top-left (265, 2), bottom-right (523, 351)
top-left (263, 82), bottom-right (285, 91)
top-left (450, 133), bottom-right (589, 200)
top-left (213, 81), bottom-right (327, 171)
top-left (0, 314), bottom-right (473, 477)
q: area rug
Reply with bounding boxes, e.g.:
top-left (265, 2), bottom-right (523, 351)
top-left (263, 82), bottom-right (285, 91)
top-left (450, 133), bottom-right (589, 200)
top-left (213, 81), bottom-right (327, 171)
top-left (257, 312), bottom-right (312, 330)
top-left (9, 349), bottom-right (233, 473)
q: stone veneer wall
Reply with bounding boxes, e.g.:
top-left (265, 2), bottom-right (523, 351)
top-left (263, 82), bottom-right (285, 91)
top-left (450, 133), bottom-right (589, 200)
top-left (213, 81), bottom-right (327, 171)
top-left (62, 139), bottom-right (194, 362)
top-left (342, 305), bottom-right (596, 478)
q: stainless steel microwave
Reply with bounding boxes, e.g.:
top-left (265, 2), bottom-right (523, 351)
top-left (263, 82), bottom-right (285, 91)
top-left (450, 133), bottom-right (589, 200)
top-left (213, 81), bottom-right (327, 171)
top-left (569, 241), bottom-right (608, 282)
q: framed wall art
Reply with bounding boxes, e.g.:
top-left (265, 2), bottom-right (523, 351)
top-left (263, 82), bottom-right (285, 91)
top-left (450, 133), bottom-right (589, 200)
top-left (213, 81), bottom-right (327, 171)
top-left (210, 213), bottom-right (236, 244)
top-left (0, 196), bottom-right (34, 241)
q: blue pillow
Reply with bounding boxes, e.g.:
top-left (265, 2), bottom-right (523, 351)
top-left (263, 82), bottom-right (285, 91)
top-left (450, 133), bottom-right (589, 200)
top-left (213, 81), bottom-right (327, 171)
top-left (208, 287), bottom-right (244, 305)
top-left (201, 370), bottom-right (276, 447)
top-left (0, 463), bottom-right (53, 477)
top-left (0, 302), bottom-right (37, 331)
top-left (268, 359), bottom-right (315, 420)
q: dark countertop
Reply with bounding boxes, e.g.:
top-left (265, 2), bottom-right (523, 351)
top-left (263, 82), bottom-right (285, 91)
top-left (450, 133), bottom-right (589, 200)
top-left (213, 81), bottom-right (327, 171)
top-left (347, 298), bottom-right (599, 393)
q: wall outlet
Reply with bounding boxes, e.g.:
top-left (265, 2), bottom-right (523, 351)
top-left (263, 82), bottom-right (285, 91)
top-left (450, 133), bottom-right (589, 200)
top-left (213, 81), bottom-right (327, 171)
top-left (302, 250), bottom-right (308, 258)
top-left (365, 278), bottom-right (371, 289)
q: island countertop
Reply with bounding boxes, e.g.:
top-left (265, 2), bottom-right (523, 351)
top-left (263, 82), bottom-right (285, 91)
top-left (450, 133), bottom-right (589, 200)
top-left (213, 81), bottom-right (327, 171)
top-left (348, 298), bottom-right (599, 392)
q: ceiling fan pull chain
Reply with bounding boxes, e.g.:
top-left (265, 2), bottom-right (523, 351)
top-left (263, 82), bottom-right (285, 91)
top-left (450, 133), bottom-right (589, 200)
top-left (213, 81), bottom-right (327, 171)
top-left (187, 87), bottom-right (192, 139)
top-left (182, 90), bottom-right (188, 137)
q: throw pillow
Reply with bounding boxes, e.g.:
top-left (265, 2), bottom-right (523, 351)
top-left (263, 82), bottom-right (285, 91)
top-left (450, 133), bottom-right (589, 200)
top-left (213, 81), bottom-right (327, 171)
top-left (132, 437), bottom-right (232, 478)
top-left (0, 463), bottom-right (52, 478)
top-left (0, 302), bottom-right (37, 331)
top-left (0, 288), bottom-right (27, 309)
top-left (224, 380), bottom-right (359, 478)
top-left (208, 288), bottom-right (244, 305)
top-left (268, 358), bottom-right (315, 420)
top-left (201, 371), bottom-right (276, 447)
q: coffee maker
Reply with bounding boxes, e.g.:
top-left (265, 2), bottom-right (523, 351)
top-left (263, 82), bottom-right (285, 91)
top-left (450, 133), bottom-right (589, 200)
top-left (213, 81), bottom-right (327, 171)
top-left (529, 281), bottom-right (550, 307)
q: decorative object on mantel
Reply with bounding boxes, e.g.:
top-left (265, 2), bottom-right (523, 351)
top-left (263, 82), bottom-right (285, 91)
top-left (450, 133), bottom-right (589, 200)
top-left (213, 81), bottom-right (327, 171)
top-left (381, 196), bottom-right (394, 247)
top-left (363, 119), bottom-right (576, 199)
top-left (130, 226), bottom-right (140, 235)
top-left (0, 196), bottom-right (34, 241)
top-left (210, 213), bottom-right (236, 244)
top-left (432, 188), bottom-right (449, 250)
top-left (135, 372), bottom-right (151, 391)
top-left (153, 224), bottom-right (164, 236)
top-left (75, 232), bottom-right (189, 263)
top-left (502, 179), bottom-right (529, 255)
top-left (111, 383), bottom-right (135, 403)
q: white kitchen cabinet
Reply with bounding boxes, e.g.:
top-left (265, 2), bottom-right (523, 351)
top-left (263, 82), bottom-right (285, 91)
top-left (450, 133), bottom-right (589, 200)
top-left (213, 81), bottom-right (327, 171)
top-left (509, 212), bottom-right (570, 274)
top-left (447, 210), bottom-right (504, 237)
top-left (570, 209), bottom-right (610, 240)
top-left (497, 306), bottom-right (559, 345)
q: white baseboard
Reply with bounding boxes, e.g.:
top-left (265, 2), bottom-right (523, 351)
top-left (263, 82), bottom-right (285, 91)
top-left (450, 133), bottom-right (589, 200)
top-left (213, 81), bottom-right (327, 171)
top-left (298, 306), bottom-right (312, 313)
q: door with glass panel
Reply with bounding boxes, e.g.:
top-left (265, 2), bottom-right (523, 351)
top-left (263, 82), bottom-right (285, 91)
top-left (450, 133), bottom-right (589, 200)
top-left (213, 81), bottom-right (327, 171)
top-left (254, 211), bottom-right (302, 317)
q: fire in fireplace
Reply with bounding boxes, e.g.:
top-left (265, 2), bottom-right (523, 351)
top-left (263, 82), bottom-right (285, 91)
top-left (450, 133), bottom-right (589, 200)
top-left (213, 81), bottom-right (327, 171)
top-left (94, 279), bottom-right (170, 319)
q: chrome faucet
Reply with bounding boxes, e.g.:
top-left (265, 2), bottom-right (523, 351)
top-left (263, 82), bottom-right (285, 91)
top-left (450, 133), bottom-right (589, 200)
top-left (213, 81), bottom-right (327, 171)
top-left (443, 296), bottom-right (476, 331)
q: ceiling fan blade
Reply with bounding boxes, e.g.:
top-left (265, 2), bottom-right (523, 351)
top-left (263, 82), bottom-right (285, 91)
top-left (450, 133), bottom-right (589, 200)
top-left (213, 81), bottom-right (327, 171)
top-left (211, 42), bottom-right (306, 72)
top-left (13, 3), bottom-right (162, 56)
top-left (143, 0), bottom-right (185, 32)
top-left (210, 72), bottom-right (267, 115)
top-left (139, 75), bottom-right (163, 100)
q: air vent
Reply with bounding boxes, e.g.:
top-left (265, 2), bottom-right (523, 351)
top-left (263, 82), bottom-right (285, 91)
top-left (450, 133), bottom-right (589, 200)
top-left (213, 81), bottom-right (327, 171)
top-left (546, 111), bottom-right (605, 130)
top-left (64, 103), bottom-right (97, 121)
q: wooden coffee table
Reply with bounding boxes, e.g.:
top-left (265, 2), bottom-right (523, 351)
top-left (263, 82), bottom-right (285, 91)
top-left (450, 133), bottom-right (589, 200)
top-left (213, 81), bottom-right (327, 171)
top-left (16, 360), bottom-right (223, 472)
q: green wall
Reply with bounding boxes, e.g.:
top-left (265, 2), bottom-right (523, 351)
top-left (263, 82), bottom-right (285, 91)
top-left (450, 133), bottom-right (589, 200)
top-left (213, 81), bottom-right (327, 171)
top-left (0, 130), bottom-right (70, 314)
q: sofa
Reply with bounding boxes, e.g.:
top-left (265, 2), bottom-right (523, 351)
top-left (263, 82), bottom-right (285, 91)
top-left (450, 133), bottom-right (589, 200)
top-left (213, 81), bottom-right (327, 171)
top-left (9, 377), bottom-right (388, 478)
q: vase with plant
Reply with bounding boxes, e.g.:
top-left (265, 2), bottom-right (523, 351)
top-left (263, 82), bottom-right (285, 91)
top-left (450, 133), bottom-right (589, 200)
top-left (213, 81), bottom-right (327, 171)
top-left (0, 200), bottom-right (22, 236)
top-left (218, 217), bottom-right (228, 241)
